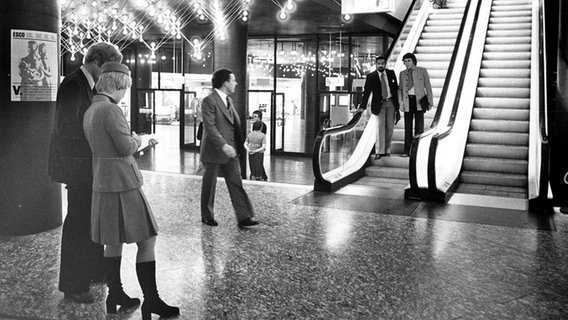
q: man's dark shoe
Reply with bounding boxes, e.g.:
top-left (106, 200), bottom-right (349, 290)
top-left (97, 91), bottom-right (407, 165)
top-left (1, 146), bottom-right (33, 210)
top-left (64, 291), bottom-right (96, 304)
top-left (384, 153), bottom-right (391, 157)
top-left (201, 218), bottom-right (219, 226)
top-left (560, 207), bottom-right (568, 214)
top-left (238, 218), bottom-right (259, 227)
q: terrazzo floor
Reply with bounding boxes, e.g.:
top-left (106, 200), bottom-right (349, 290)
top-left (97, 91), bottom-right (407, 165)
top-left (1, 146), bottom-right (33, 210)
top-left (2, 169), bottom-right (568, 320)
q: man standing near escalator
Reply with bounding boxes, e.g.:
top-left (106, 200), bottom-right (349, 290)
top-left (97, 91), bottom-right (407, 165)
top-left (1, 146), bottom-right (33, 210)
top-left (398, 52), bottom-right (433, 157)
top-left (358, 55), bottom-right (400, 160)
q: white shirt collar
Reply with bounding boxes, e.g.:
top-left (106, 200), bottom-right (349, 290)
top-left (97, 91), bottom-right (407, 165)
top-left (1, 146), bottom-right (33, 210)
top-left (80, 66), bottom-right (95, 90)
top-left (215, 88), bottom-right (228, 107)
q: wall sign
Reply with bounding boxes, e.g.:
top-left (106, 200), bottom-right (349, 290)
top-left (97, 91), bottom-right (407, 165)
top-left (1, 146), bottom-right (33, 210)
top-left (11, 29), bottom-right (58, 102)
top-left (342, 0), bottom-right (394, 14)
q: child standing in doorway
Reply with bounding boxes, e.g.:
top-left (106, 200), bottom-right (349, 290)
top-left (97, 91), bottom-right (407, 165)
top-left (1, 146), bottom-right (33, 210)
top-left (245, 121), bottom-right (267, 181)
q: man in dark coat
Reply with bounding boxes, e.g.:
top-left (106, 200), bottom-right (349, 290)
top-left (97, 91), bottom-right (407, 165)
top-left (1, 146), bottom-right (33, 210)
top-left (359, 55), bottom-right (400, 159)
top-left (48, 42), bottom-right (122, 303)
top-left (200, 69), bottom-right (260, 228)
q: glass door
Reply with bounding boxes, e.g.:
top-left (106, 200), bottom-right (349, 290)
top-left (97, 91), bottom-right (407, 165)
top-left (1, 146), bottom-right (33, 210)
top-left (181, 91), bottom-right (198, 149)
top-left (136, 90), bottom-right (155, 134)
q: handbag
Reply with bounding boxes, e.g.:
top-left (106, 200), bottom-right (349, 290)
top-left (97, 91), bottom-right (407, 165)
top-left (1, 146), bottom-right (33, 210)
top-left (419, 95), bottom-right (430, 111)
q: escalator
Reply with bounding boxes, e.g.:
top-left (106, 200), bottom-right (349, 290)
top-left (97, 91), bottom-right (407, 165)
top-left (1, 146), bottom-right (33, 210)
top-left (406, 0), bottom-right (549, 205)
top-left (453, 0), bottom-right (532, 198)
top-left (313, 0), bottom-right (473, 192)
top-left (352, 0), bottom-right (468, 189)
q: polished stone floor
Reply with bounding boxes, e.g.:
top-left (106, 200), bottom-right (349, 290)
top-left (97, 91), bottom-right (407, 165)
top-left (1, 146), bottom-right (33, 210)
top-left (2, 150), bottom-right (568, 319)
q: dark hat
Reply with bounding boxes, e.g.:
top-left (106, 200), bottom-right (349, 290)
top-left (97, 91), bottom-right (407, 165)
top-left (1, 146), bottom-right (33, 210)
top-left (101, 62), bottom-right (130, 76)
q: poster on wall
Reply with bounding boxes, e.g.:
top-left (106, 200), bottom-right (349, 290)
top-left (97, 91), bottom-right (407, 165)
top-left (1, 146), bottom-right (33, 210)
top-left (11, 29), bottom-right (58, 102)
top-left (342, 0), bottom-right (393, 14)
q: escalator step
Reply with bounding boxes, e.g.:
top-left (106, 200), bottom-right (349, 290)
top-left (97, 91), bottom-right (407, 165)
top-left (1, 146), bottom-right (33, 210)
top-left (365, 166), bottom-right (408, 180)
top-left (488, 23), bottom-right (531, 30)
top-left (485, 36), bottom-right (531, 44)
top-left (423, 25), bottom-right (460, 33)
top-left (462, 157), bottom-right (527, 174)
top-left (477, 78), bottom-right (530, 88)
top-left (465, 143), bottom-right (528, 159)
top-left (453, 183), bottom-right (527, 198)
top-left (484, 44), bottom-right (532, 52)
top-left (482, 52), bottom-right (531, 60)
top-left (489, 16), bottom-right (532, 24)
top-left (467, 131), bottom-right (528, 145)
top-left (418, 39), bottom-right (457, 47)
top-left (460, 171), bottom-right (527, 188)
top-left (472, 108), bottom-right (529, 121)
top-left (479, 69), bottom-right (530, 78)
top-left (470, 119), bottom-right (529, 132)
top-left (352, 176), bottom-right (409, 187)
top-left (486, 29), bottom-right (530, 37)
top-left (475, 97), bottom-right (530, 109)
top-left (476, 87), bottom-right (530, 98)
top-left (491, 5), bottom-right (532, 11)
top-left (415, 46), bottom-right (455, 54)
top-left (480, 60), bottom-right (530, 69)
top-left (427, 19), bottom-right (462, 26)
top-left (429, 14), bottom-right (465, 20)
top-left (421, 32), bottom-right (458, 39)
top-left (370, 156), bottom-right (410, 169)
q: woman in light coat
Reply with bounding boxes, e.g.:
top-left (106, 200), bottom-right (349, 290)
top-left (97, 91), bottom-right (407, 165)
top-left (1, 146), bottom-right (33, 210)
top-left (83, 62), bottom-right (179, 320)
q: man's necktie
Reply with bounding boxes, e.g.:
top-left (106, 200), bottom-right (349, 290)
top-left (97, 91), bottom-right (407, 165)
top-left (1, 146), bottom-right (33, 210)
top-left (381, 72), bottom-right (388, 100)
top-left (407, 68), bottom-right (414, 90)
top-left (226, 97), bottom-right (233, 118)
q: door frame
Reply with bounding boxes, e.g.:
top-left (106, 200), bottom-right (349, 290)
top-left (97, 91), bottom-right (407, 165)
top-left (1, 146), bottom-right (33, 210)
top-left (180, 88), bottom-right (199, 150)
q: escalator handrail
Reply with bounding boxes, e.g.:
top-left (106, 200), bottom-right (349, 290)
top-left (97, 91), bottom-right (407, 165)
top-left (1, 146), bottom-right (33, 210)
top-left (535, 0), bottom-right (549, 201)
top-left (312, 0), bottom-right (425, 187)
top-left (425, 0), bottom-right (485, 192)
top-left (387, 0), bottom-right (420, 57)
top-left (407, 0), bottom-right (479, 191)
top-left (312, 111), bottom-right (363, 183)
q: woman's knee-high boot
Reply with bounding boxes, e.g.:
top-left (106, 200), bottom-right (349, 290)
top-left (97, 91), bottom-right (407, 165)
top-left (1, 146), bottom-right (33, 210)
top-left (136, 261), bottom-right (180, 320)
top-left (105, 257), bottom-right (140, 313)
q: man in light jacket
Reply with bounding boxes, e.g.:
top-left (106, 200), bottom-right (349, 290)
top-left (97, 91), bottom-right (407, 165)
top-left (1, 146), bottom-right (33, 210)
top-left (398, 52), bottom-right (433, 157)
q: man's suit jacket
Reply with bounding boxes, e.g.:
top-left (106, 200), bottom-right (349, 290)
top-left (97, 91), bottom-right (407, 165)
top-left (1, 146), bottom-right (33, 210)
top-left (398, 66), bottom-right (434, 112)
top-left (49, 68), bottom-right (95, 185)
top-left (83, 95), bottom-right (142, 193)
top-left (200, 91), bottom-right (244, 164)
top-left (360, 69), bottom-right (399, 115)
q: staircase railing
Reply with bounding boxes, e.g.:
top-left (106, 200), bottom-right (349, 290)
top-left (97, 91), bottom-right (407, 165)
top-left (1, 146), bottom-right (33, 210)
top-left (312, 0), bottom-right (428, 192)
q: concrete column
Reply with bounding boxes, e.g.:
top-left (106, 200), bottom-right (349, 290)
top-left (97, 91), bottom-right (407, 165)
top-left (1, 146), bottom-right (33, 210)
top-left (214, 19), bottom-right (249, 177)
top-left (0, 0), bottom-right (62, 235)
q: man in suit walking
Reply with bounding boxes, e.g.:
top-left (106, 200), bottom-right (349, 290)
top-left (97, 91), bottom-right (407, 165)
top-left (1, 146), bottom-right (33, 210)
top-left (200, 69), bottom-right (259, 228)
top-left (358, 55), bottom-right (400, 159)
top-left (398, 52), bottom-right (433, 157)
top-left (48, 42), bottom-right (123, 303)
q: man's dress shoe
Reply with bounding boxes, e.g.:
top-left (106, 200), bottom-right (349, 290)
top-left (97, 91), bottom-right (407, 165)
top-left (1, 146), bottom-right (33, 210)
top-left (238, 218), bottom-right (259, 227)
top-left (201, 218), bottom-right (219, 226)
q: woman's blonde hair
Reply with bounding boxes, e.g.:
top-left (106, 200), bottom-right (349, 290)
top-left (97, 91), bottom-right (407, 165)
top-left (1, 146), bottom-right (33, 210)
top-left (95, 72), bottom-right (132, 93)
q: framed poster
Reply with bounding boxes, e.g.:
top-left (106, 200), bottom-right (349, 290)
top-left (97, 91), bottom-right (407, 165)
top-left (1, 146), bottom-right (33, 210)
top-left (11, 29), bottom-right (58, 102)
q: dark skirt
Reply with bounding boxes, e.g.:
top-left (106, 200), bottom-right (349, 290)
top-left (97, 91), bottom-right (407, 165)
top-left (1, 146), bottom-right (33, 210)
top-left (249, 152), bottom-right (265, 178)
top-left (91, 188), bottom-right (159, 245)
